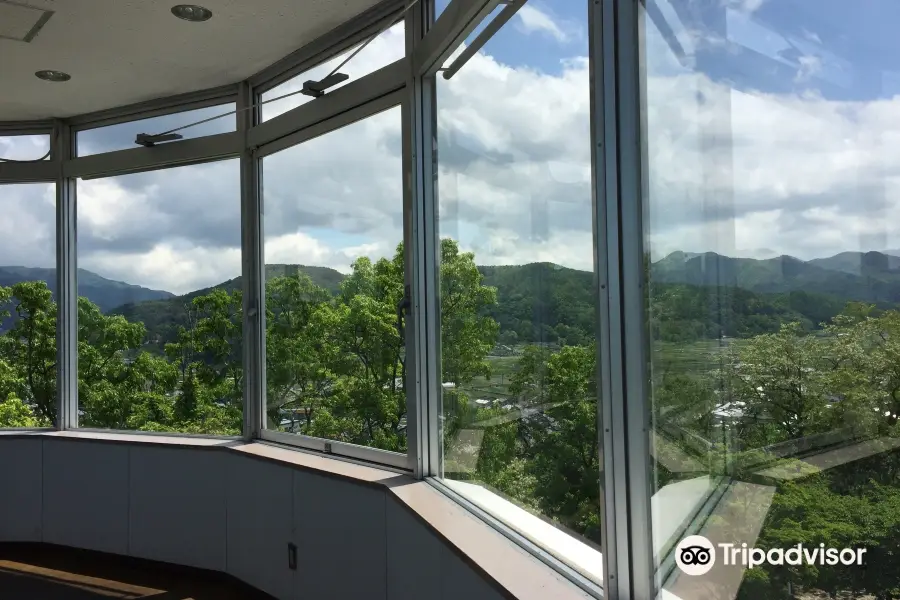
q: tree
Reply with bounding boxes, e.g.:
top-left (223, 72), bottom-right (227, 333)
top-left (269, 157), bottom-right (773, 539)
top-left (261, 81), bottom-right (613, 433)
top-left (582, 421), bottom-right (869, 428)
top-left (467, 343), bottom-right (601, 543)
top-left (265, 270), bottom-right (335, 432)
top-left (440, 239), bottom-right (499, 386)
top-left (167, 289), bottom-right (243, 405)
top-left (0, 282), bottom-right (57, 423)
top-left (522, 344), bottom-right (601, 541)
top-left (722, 322), bottom-right (833, 447)
top-left (0, 393), bottom-right (44, 428)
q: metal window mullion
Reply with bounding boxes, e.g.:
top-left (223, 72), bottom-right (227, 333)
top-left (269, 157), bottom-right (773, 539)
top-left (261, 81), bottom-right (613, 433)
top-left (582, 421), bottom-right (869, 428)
top-left (412, 0), bottom-right (501, 76)
top-left (54, 120), bottom-right (78, 430)
top-left (405, 0), bottom-right (440, 478)
top-left (604, 0), bottom-right (655, 597)
top-left (592, 0), bottom-right (625, 596)
top-left (402, 2), bottom-right (421, 475)
top-left (248, 60), bottom-right (406, 151)
top-left (0, 120), bottom-right (54, 136)
top-left (255, 90), bottom-right (403, 160)
top-left (239, 81), bottom-right (266, 440)
top-left (64, 132), bottom-right (242, 180)
top-left (0, 161), bottom-right (56, 183)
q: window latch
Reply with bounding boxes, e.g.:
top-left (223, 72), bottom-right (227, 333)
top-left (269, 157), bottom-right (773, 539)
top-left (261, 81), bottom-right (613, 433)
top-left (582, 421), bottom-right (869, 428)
top-left (396, 284), bottom-right (411, 339)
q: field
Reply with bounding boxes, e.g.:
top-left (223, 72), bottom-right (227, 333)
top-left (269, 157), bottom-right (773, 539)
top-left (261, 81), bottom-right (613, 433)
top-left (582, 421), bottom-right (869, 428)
top-left (456, 338), bottom-right (744, 405)
top-left (653, 338), bottom-right (742, 374)
top-left (457, 354), bottom-right (521, 403)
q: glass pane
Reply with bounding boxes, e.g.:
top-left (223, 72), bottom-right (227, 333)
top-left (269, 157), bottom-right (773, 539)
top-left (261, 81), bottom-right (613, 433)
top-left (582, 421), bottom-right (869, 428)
top-left (0, 183), bottom-right (56, 428)
top-left (76, 104), bottom-right (236, 156)
top-left (261, 22), bottom-right (405, 121)
top-left (643, 1), bottom-right (900, 598)
top-left (436, 0), bottom-right (600, 585)
top-left (76, 160), bottom-right (242, 434)
top-left (262, 107), bottom-right (406, 455)
top-left (0, 135), bottom-right (51, 161)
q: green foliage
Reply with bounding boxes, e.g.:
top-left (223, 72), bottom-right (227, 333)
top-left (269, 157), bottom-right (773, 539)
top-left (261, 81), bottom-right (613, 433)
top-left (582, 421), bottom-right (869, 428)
top-left (716, 309), bottom-right (900, 598)
top-left (0, 393), bottom-right (45, 427)
top-left (441, 240), bottom-right (499, 385)
top-left (0, 282), bottom-right (57, 422)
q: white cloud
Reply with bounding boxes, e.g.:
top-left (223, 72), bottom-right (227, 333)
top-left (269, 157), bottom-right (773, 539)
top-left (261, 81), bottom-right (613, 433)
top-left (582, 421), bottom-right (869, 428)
top-left (265, 233), bottom-right (387, 275)
top-left (4, 5), bottom-right (900, 299)
top-left (78, 179), bottom-right (157, 238)
top-left (82, 244), bottom-right (242, 295)
top-left (0, 183), bottom-right (55, 268)
top-left (516, 5), bottom-right (571, 44)
top-left (0, 135), bottom-right (50, 161)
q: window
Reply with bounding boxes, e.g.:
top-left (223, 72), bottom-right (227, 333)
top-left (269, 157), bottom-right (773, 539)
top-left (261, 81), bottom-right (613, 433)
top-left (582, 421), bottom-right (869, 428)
top-left (0, 134), bottom-right (51, 161)
top-left (0, 183), bottom-right (56, 428)
top-left (261, 107), bottom-right (407, 457)
top-left (642, 1), bottom-right (900, 598)
top-left (261, 23), bottom-right (405, 121)
top-left (434, 0), bottom-right (600, 584)
top-left (75, 160), bottom-right (242, 435)
top-left (76, 104), bottom-right (236, 156)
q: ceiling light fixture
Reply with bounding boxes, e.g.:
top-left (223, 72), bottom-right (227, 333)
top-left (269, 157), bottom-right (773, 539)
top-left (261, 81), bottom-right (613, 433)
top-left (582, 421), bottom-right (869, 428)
top-left (35, 70), bottom-right (70, 82)
top-left (171, 4), bottom-right (213, 22)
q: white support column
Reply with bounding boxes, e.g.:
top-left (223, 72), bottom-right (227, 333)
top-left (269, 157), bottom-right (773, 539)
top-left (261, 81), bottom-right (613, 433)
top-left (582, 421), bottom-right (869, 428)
top-left (238, 81), bottom-right (266, 440)
top-left (405, 0), bottom-right (441, 478)
top-left (54, 120), bottom-right (78, 430)
top-left (595, 0), bottom-right (656, 598)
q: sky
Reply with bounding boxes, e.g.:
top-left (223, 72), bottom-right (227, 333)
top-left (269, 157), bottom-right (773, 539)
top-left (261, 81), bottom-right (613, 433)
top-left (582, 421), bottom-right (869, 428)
top-left (2, 0), bottom-right (900, 295)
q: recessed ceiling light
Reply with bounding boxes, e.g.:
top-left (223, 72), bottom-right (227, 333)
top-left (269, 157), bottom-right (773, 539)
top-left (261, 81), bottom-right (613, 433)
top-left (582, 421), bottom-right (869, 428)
top-left (35, 70), bottom-right (71, 82)
top-left (171, 4), bottom-right (213, 22)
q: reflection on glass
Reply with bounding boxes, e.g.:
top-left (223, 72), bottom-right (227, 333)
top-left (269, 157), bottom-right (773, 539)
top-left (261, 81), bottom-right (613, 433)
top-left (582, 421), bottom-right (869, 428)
top-left (0, 135), bottom-right (51, 161)
top-left (435, 0), bottom-right (600, 585)
top-left (0, 183), bottom-right (56, 428)
top-left (76, 104), bottom-right (236, 156)
top-left (262, 107), bottom-right (406, 455)
top-left (643, 1), bottom-right (900, 598)
top-left (261, 23), bottom-right (405, 121)
top-left (76, 160), bottom-right (242, 434)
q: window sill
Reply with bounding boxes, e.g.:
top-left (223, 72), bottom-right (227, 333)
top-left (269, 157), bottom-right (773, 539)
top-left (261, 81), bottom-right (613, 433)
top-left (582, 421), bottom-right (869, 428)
top-left (651, 475), bottom-right (720, 560)
top-left (440, 479), bottom-right (604, 589)
top-left (660, 479), bottom-right (777, 600)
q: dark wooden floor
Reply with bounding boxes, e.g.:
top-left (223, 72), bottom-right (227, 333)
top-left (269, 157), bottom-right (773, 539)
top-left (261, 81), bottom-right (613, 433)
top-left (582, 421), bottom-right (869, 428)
top-left (0, 543), bottom-right (274, 599)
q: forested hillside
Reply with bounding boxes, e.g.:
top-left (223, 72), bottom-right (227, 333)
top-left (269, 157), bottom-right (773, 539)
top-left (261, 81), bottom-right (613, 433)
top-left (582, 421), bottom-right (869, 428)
top-left (0, 266), bottom-right (172, 313)
top-left (86, 253), bottom-right (900, 349)
top-left (108, 265), bottom-right (345, 348)
top-left (652, 250), bottom-right (900, 302)
top-left (5, 252), bottom-right (894, 348)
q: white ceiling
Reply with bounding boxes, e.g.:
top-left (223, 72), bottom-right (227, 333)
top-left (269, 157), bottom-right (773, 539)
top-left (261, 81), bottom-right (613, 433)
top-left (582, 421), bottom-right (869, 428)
top-left (0, 0), bottom-right (384, 121)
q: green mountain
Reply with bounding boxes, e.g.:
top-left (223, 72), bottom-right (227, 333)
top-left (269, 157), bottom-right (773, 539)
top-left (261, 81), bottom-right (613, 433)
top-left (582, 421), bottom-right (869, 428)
top-left (478, 263), bottom-right (595, 346)
top-left (11, 251), bottom-right (900, 349)
top-left (107, 265), bottom-right (346, 346)
top-left (0, 266), bottom-right (173, 312)
top-left (106, 258), bottom-right (870, 350)
top-left (808, 251), bottom-right (900, 277)
top-left (651, 251), bottom-right (900, 303)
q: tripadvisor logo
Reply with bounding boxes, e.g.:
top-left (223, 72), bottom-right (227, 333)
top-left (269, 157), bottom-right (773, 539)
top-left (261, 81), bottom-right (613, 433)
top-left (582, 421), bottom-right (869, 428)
top-left (675, 535), bottom-right (867, 576)
top-left (675, 535), bottom-right (717, 576)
